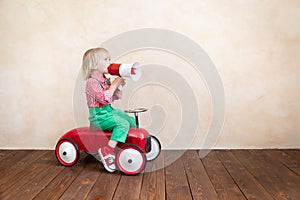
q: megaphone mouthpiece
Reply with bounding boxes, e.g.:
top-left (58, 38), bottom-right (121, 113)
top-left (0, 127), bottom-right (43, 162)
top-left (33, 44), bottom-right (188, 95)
top-left (131, 67), bottom-right (136, 75)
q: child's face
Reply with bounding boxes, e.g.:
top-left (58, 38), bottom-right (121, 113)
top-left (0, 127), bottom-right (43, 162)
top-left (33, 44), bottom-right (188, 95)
top-left (98, 53), bottom-right (111, 74)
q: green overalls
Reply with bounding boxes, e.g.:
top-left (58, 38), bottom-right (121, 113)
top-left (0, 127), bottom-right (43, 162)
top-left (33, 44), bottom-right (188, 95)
top-left (89, 105), bottom-right (136, 142)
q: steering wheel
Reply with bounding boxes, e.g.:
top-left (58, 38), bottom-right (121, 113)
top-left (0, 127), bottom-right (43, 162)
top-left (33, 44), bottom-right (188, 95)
top-left (125, 108), bottom-right (148, 114)
top-left (125, 108), bottom-right (148, 128)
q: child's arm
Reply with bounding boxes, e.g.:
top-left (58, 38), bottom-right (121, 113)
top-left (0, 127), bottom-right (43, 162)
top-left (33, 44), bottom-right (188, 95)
top-left (86, 77), bottom-right (125, 105)
top-left (111, 77), bottom-right (125, 101)
top-left (108, 77), bottom-right (125, 95)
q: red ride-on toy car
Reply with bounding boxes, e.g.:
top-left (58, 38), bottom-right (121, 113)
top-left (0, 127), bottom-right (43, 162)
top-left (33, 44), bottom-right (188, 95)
top-left (55, 108), bottom-right (161, 175)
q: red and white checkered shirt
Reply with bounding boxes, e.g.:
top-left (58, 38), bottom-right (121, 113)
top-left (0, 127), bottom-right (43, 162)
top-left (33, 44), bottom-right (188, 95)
top-left (85, 70), bottom-right (121, 108)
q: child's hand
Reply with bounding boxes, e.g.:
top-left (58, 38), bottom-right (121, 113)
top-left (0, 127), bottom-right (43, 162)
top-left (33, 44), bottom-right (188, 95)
top-left (112, 77), bottom-right (126, 87)
top-left (109, 77), bottom-right (126, 95)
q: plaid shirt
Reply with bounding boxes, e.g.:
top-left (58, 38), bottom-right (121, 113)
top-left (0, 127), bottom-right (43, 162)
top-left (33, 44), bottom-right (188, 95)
top-left (85, 70), bottom-right (121, 108)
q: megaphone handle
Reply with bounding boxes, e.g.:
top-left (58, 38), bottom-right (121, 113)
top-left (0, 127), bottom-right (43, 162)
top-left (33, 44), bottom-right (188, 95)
top-left (118, 85), bottom-right (123, 91)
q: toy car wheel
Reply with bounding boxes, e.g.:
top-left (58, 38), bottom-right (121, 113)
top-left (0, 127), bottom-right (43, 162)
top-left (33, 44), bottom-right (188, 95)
top-left (55, 138), bottom-right (79, 167)
top-left (116, 144), bottom-right (146, 175)
top-left (146, 136), bottom-right (161, 161)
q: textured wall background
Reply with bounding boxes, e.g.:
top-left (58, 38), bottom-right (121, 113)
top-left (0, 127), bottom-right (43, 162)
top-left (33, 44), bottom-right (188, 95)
top-left (0, 0), bottom-right (299, 149)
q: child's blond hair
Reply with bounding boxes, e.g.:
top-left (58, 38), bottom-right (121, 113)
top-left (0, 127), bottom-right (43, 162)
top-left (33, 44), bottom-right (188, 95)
top-left (82, 47), bottom-right (110, 80)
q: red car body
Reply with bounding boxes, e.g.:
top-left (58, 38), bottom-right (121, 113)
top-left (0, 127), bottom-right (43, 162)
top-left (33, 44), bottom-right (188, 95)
top-left (55, 109), bottom-right (161, 175)
top-left (58, 127), bottom-right (151, 153)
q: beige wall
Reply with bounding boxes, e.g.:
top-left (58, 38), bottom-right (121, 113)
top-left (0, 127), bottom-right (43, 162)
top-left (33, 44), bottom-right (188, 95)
top-left (0, 0), bottom-right (299, 149)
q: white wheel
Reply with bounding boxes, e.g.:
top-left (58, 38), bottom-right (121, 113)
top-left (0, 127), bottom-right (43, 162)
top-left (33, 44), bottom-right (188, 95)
top-left (146, 136), bottom-right (161, 161)
top-left (55, 139), bottom-right (79, 167)
top-left (116, 144), bottom-right (146, 175)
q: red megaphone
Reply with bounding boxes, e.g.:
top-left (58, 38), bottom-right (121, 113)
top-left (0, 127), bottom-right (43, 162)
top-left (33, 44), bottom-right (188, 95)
top-left (107, 62), bottom-right (141, 82)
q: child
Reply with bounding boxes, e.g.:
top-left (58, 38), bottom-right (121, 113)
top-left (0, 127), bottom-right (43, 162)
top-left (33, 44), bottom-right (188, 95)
top-left (82, 47), bottom-right (136, 172)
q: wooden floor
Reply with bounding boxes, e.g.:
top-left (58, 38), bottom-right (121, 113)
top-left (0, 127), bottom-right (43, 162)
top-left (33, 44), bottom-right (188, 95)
top-left (0, 149), bottom-right (299, 200)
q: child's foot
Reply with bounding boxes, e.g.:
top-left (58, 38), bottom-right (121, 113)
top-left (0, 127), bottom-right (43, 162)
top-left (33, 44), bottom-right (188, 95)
top-left (98, 146), bottom-right (116, 173)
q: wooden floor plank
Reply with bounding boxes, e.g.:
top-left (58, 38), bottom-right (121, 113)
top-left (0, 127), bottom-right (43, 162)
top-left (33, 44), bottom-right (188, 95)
top-left (202, 151), bottom-right (246, 200)
top-left (182, 151), bottom-right (219, 200)
top-left (139, 151), bottom-right (165, 200)
top-left (0, 151), bottom-right (49, 191)
top-left (215, 150), bottom-right (273, 200)
top-left (1, 149), bottom-right (299, 200)
top-left (113, 173), bottom-right (144, 200)
top-left (233, 150), bottom-right (298, 200)
top-left (33, 154), bottom-right (92, 200)
top-left (264, 149), bottom-right (300, 176)
top-left (250, 150), bottom-right (300, 199)
top-left (0, 150), bottom-right (32, 172)
top-left (0, 150), bottom-right (13, 162)
top-left (165, 150), bottom-right (193, 200)
top-left (283, 149), bottom-right (300, 163)
top-left (86, 170), bottom-right (121, 200)
top-left (5, 151), bottom-right (64, 200)
top-left (59, 158), bottom-right (101, 200)
top-left (0, 150), bottom-right (47, 180)
top-left (0, 151), bottom-right (55, 199)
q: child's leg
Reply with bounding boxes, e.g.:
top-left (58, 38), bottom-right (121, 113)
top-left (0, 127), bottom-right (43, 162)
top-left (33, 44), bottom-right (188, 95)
top-left (112, 109), bottom-right (137, 128)
top-left (92, 112), bottom-right (131, 143)
top-left (109, 115), bottom-right (131, 142)
top-left (98, 114), bottom-right (131, 172)
top-left (108, 140), bottom-right (118, 148)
